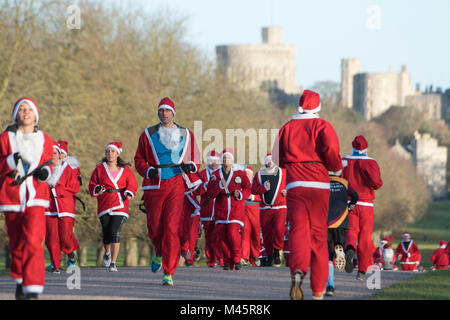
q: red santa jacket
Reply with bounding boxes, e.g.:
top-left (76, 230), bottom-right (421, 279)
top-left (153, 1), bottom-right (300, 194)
top-left (46, 157), bottom-right (81, 218)
top-left (396, 241), bottom-right (421, 267)
top-left (431, 247), bottom-right (449, 269)
top-left (0, 125), bottom-right (54, 212)
top-left (89, 163), bottom-right (138, 218)
top-left (275, 113), bottom-right (342, 191)
top-left (206, 167), bottom-right (251, 227)
top-left (134, 123), bottom-right (201, 191)
top-left (194, 167), bottom-right (218, 221)
top-left (251, 166), bottom-right (287, 210)
top-left (342, 154), bottom-right (383, 206)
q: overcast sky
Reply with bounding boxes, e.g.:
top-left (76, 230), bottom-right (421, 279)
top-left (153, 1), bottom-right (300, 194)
top-left (127, 0), bottom-right (450, 91)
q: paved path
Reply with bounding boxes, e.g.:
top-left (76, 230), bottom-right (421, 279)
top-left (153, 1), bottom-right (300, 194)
top-left (0, 266), bottom-right (417, 300)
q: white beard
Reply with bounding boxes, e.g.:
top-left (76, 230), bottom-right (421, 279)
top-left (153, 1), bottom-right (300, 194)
top-left (158, 125), bottom-right (181, 150)
top-left (48, 164), bottom-right (64, 187)
top-left (15, 130), bottom-right (44, 166)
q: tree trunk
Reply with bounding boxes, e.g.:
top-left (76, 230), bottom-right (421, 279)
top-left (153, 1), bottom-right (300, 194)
top-left (138, 240), bottom-right (150, 267)
top-left (125, 237), bottom-right (138, 267)
top-left (96, 242), bottom-right (105, 267)
top-left (4, 243), bottom-right (10, 269)
top-left (78, 246), bottom-right (88, 267)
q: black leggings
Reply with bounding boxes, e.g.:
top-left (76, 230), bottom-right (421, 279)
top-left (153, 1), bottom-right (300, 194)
top-left (327, 228), bottom-right (347, 261)
top-left (100, 214), bottom-right (127, 244)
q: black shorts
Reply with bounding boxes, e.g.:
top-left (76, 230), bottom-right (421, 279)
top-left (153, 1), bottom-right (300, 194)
top-left (100, 214), bottom-right (127, 244)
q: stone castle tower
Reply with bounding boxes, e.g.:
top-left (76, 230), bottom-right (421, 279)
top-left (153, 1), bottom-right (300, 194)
top-left (341, 58), bottom-right (413, 120)
top-left (216, 27), bottom-right (298, 94)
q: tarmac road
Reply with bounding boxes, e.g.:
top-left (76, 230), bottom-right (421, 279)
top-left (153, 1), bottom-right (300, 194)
top-left (0, 265), bottom-right (417, 300)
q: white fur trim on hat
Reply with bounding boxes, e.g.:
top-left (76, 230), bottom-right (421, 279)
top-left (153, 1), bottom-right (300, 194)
top-left (105, 144), bottom-right (122, 154)
top-left (222, 152), bottom-right (234, 160)
top-left (158, 104), bottom-right (176, 116)
top-left (13, 99), bottom-right (39, 124)
top-left (298, 104), bottom-right (321, 114)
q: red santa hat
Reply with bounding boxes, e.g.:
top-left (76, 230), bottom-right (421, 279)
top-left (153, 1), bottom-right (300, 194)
top-left (12, 98), bottom-right (39, 125)
top-left (53, 142), bottom-right (62, 154)
top-left (264, 153), bottom-right (273, 164)
top-left (380, 237), bottom-right (389, 245)
top-left (298, 90), bottom-right (321, 114)
top-left (105, 142), bottom-right (123, 155)
top-left (245, 166), bottom-right (253, 173)
top-left (352, 135), bottom-right (368, 154)
top-left (402, 232), bottom-right (411, 240)
top-left (221, 148), bottom-right (234, 161)
top-left (57, 140), bottom-right (69, 156)
top-left (158, 97), bottom-right (176, 116)
top-left (439, 240), bottom-right (446, 248)
top-left (206, 150), bottom-right (220, 162)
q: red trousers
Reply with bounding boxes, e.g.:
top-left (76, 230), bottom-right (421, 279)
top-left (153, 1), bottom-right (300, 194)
top-left (202, 220), bottom-right (221, 267)
top-left (180, 199), bottom-right (200, 264)
top-left (345, 204), bottom-right (375, 273)
top-left (287, 187), bottom-right (329, 293)
top-left (4, 207), bottom-right (46, 294)
top-left (260, 207), bottom-right (287, 256)
top-left (241, 204), bottom-right (261, 261)
top-left (216, 223), bottom-right (242, 266)
top-left (45, 216), bottom-right (80, 269)
top-left (144, 175), bottom-right (185, 276)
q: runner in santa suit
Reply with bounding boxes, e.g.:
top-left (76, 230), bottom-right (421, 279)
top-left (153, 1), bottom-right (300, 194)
top-left (194, 150), bottom-right (222, 267)
top-left (431, 240), bottom-right (448, 270)
top-left (274, 90), bottom-right (342, 300)
top-left (342, 135), bottom-right (383, 280)
top-left (241, 166), bottom-right (262, 267)
top-left (206, 149), bottom-right (251, 271)
top-left (45, 140), bottom-right (81, 273)
top-left (0, 98), bottom-right (54, 300)
top-left (89, 142), bottom-right (138, 272)
top-left (134, 97), bottom-right (201, 286)
top-left (395, 232), bottom-right (421, 271)
top-left (180, 181), bottom-right (202, 267)
top-left (252, 154), bottom-right (287, 267)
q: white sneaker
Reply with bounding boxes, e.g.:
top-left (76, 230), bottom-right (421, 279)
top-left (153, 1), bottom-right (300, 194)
top-left (334, 245), bottom-right (346, 271)
top-left (109, 262), bottom-right (118, 272)
top-left (103, 252), bottom-right (112, 267)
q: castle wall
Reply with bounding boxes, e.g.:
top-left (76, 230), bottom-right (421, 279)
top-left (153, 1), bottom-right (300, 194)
top-left (405, 93), bottom-right (442, 121)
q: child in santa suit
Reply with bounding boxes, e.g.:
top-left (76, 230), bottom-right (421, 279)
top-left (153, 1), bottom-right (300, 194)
top-left (343, 135), bottom-right (383, 280)
top-left (45, 141), bottom-right (81, 273)
top-left (241, 166), bottom-right (262, 267)
top-left (431, 240), bottom-right (448, 270)
top-left (0, 98), bottom-right (54, 300)
top-left (395, 232), bottom-right (421, 271)
top-left (274, 90), bottom-right (343, 300)
top-left (252, 154), bottom-right (287, 267)
top-left (134, 97), bottom-right (201, 286)
top-left (195, 150), bottom-right (222, 267)
top-left (89, 142), bottom-right (138, 272)
top-left (206, 149), bottom-right (251, 271)
top-left (373, 237), bottom-right (397, 270)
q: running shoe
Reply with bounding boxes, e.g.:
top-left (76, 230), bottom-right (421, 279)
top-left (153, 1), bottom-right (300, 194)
top-left (103, 252), bottom-right (112, 268)
top-left (151, 254), bottom-right (162, 273)
top-left (356, 271), bottom-right (365, 281)
top-left (290, 270), bottom-right (304, 300)
top-left (334, 245), bottom-right (346, 271)
top-left (234, 262), bottom-right (242, 270)
top-left (109, 262), bottom-right (118, 272)
top-left (325, 286), bottom-right (335, 297)
top-left (345, 247), bottom-right (355, 273)
top-left (162, 274), bottom-right (173, 286)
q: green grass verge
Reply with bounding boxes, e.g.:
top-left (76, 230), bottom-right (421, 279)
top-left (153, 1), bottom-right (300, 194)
top-left (369, 269), bottom-right (450, 300)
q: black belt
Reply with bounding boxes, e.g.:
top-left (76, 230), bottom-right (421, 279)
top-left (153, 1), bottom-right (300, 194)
top-left (222, 193), bottom-right (231, 198)
top-left (300, 161), bottom-right (320, 165)
top-left (105, 188), bottom-right (125, 193)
